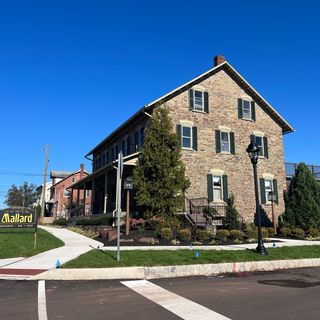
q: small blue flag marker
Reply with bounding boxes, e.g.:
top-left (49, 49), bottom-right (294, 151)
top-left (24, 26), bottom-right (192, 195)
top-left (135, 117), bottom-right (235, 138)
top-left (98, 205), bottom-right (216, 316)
top-left (56, 259), bottom-right (61, 268)
top-left (195, 251), bottom-right (200, 258)
top-left (189, 243), bottom-right (193, 251)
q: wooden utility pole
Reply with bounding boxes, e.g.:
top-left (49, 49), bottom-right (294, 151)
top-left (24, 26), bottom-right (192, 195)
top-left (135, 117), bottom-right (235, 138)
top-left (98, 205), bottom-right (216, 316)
top-left (40, 144), bottom-right (49, 222)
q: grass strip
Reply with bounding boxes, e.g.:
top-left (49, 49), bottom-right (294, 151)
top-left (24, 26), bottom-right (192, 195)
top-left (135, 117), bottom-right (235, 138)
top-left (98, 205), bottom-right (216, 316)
top-left (62, 245), bottom-right (320, 268)
top-left (0, 228), bottom-right (64, 258)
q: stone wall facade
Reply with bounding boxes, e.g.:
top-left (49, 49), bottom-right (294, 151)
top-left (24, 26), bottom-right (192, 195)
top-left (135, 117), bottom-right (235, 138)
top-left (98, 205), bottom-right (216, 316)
top-left (167, 70), bottom-right (286, 224)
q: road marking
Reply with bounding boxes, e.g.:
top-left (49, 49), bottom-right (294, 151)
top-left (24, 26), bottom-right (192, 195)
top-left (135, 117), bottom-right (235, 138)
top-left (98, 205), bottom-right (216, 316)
top-left (121, 280), bottom-right (231, 320)
top-left (38, 280), bottom-right (48, 320)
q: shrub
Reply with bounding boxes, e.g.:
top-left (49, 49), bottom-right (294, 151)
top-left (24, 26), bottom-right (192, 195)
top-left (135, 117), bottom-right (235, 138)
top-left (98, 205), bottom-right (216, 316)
top-left (224, 195), bottom-right (241, 230)
top-left (196, 229), bottom-right (212, 242)
top-left (308, 227), bottom-right (320, 238)
top-left (179, 229), bottom-right (192, 242)
top-left (156, 215), bottom-right (181, 233)
top-left (291, 227), bottom-right (305, 240)
top-left (229, 229), bottom-right (243, 241)
top-left (68, 226), bottom-right (99, 239)
top-left (261, 227), bottom-right (269, 239)
top-left (203, 206), bottom-right (218, 219)
top-left (76, 215), bottom-right (113, 226)
top-left (52, 218), bottom-right (68, 226)
top-left (268, 227), bottom-right (276, 237)
top-left (170, 239), bottom-right (180, 245)
top-left (130, 218), bottom-right (145, 229)
top-left (280, 227), bottom-right (292, 237)
top-left (215, 229), bottom-right (230, 243)
top-left (159, 227), bottom-right (173, 240)
top-left (246, 225), bottom-right (258, 240)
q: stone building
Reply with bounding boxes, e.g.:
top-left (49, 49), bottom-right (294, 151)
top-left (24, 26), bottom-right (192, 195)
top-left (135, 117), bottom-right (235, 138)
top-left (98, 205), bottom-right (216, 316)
top-left (71, 56), bottom-right (294, 224)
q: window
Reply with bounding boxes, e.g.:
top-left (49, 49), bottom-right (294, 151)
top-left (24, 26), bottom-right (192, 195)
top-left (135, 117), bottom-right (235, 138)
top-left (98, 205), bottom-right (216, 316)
top-left (254, 135), bottom-right (264, 157)
top-left (122, 140), bottom-right (126, 156)
top-left (72, 177), bottom-right (76, 183)
top-left (112, 145), bottom-right (118, 161)
top-left (135, 131), bottom-right (140, 151)
top-left (242, 99), bottom-right (251, 119)
top-left (189, 89), bottom-right (209, 113)
top-left (63, 189), bottom-right (70, 198)
top-left (264, 179), bottom-right (273, 204)
top-left (182, 125), bottom-right (192, 149)
top-left (220, 131), bottom-right (230, 152)
top-left (238, 98), bottom-right (256, 121)
top-left (194, 90), bottom-right (204, 111)
top-left (213, 176), bottom-right (222, 201)
top-left (126, 137), bottom-right (131, 155)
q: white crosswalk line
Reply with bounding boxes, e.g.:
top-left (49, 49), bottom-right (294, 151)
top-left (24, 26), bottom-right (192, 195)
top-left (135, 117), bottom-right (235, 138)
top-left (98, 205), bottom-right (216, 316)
top-left (121, 279), bottom-right (231, 320)
top-left (38, 280), bottom-right (48, 320)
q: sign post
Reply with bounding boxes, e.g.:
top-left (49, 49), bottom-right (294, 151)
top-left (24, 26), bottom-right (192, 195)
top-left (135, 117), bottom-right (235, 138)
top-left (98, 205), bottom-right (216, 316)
top-left (268, 191), bottom-right (277, 235)
top-left (124, 177), bottom-right (133, 236)
top-left (116, 151), bottom-right (124, 262)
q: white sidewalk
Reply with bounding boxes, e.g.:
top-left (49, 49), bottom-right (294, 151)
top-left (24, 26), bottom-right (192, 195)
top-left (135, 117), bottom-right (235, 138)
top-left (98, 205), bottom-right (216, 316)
top-left (0, 226), bottom-right (103, 270)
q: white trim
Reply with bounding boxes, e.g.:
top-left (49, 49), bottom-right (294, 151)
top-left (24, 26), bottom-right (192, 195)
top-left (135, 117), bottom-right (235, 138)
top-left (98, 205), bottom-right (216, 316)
top-left (253, 130), bottom-right (265, 136)
top-left (38, 280), bottom-right (48, 320)
top-left (209, 169), bottom-right (224, 175)
top-left (262, 173), bottom-right (274, 180)
top-left (181, 124), bottom-right (193, 150)
top-left (192, 84), bottom-right (206, 91)
top-left (218, 125), bottom-right (231, 132)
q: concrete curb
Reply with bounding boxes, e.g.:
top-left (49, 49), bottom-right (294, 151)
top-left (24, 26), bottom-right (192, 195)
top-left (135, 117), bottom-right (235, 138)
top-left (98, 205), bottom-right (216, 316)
top-left (30, 258), bottom-right (320, 281)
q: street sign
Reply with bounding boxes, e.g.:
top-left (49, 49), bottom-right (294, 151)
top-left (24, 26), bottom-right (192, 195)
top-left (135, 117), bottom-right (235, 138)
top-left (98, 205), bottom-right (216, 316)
top-left (0, 208), bottom-right (36, 228)
top-left (124, 177), bottom-right (133, 190)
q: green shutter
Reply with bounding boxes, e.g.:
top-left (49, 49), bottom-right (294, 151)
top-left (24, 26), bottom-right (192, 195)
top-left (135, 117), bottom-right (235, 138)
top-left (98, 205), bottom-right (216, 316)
top-left (251, 101), bottom-right (256, 121)
top-left (263, 136), bottom-right (269, 158)
top-left (215, 130), bottom-right (221, 153)
top-left (204, 92), bottom-right (209, 113)
top-left (223, 175), bottom-right (228, 202)
top-left (250, 134), bottom-right (255, 144)
top-left (192, 127), bottom-right (198, 151)
top-left (176, 125), bottom-right (182, 147)
top-left (273, 179), bottom-right (279, 204)
top-left (238, 98), bottom-right (243, 119)
top-left (230, 132), bottom-right (235, 154)
top-left (207, 174), bottom-right (213, 202)
top-left (189, 89), bottom-right (194, 110)
top-left (260, 178), bottom-right (266, 204)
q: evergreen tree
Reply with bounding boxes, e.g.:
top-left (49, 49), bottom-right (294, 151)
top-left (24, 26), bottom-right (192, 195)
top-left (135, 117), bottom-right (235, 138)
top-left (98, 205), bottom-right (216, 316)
top-left (133, 104), bottom-right (190, 217)
top-left (282, 163), bottom-right (320, 229)
top-left (224, 195), bottom-right (241, 230)
top-left (5, 181), bottom-right (38, 208)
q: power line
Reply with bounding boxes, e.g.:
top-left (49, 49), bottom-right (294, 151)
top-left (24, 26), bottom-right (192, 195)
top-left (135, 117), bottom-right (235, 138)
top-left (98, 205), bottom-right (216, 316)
top-left (0, 171), bottom-right (49, 177)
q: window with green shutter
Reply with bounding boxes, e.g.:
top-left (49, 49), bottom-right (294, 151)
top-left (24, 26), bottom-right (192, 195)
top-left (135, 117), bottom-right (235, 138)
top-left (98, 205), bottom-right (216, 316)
top-left (207, 174), bottom-right (228, 203)
top-left (238, 98), bottom-right (256, 121)
top-left (177, 124), bottom-right (198, 151)
top-left (189, 89), bottom-right (209, 113)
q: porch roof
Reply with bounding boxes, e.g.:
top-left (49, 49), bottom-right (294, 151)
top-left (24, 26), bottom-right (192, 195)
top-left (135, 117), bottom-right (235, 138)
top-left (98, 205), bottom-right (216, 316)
top-left (68, 152), bottom-right (139, 190)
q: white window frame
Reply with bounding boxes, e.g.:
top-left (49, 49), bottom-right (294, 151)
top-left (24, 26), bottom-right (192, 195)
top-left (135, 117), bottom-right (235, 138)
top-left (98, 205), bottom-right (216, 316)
top-left (181, 124), bottom-right (193, 150)
top-left (63, 188), bottom-right (70, 198)
top-left (213, 175), bottom-right (223, 202)
top-left (242, 99), bottom-right (252, 120)
top-left (254, 135), bottom-right (264, 157)
top-left (193, 90), bottom-right (204, 112)
top-left (264, 179), bottom-right (273, 204)
top-left (220, 131), bottom-right (230, 153)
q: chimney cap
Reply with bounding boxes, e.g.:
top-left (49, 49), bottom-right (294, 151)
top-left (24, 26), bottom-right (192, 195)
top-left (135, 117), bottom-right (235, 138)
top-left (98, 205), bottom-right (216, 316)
top-left (214, 55), bottom-right (226, 67)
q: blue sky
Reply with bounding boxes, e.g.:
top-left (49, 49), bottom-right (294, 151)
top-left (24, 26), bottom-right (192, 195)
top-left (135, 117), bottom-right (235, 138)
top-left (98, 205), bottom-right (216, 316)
top-left (0, 0), bottom-right (319, 207)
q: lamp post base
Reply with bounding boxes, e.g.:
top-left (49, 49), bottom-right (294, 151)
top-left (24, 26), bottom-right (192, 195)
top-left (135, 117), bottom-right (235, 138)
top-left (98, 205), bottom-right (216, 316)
top-left (256, 242), bottom-right (269, 255)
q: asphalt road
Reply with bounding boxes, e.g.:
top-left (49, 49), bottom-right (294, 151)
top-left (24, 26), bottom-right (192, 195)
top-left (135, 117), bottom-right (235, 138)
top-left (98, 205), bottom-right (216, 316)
top-left (1, 268), bottom-right (320, 320)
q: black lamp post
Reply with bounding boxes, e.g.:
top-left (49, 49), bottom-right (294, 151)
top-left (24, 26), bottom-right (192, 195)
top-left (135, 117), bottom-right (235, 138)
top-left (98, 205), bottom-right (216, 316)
top-left (246, 141), bottom-right (268, 255)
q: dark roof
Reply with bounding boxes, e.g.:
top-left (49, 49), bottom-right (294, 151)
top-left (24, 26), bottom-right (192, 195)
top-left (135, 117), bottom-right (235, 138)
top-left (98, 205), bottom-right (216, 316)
top-left (85, 60), bottom-right (294, 157)
top-left (50, 170), bottom-right (74, 179)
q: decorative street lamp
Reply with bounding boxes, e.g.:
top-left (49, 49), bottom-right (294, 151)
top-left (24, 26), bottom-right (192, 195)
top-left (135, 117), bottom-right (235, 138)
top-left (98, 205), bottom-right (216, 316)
top-left (246, 141), bottom-right (268, 255)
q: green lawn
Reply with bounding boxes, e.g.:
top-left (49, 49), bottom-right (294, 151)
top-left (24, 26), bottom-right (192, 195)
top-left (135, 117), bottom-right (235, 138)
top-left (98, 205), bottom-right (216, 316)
top-left (0, 228), bottom-right (64, 258)
top-left (63, 245), bottom-right (320, 268)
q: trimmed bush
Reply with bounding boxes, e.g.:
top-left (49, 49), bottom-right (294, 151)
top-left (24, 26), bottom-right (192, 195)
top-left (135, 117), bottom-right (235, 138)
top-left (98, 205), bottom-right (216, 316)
top-left (179, 229), bottom-right (192, 242)
top-left (261, 227), bottom-right (269, 239)
top-left (159, 227), bottom-right (173, 240)
top-left (196, 229), bottom-right (212, 242)
top-left (229, 229), bottom-right (243, 241)
top-left (76, 215), bottom-right (113, 226)
top-left (156, 216), bottom-right (181, 233)
top-left (280, 227), bottom-right (292, 237)
top-left (291, 227), bottom-right (305, 240)
top-left (52, 218), bottom-right (68, 226)
top-left (215, 229), bottom-right (230, 243)
top-left (307, 227), bottom-right (320, 238)
top-left (246, 225), bottom-right (258, 239)
top-left (68, 227), bottom-right (99, 239)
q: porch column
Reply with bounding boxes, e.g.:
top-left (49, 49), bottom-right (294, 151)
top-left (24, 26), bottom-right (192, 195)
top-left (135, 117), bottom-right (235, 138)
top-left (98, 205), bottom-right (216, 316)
top-left (104, 173), bottom-right (108, 213)
top-left (83, 184), bottom-right (87, 215)
top-left (77, 187), bottom-right (80, 207)
top-left (91, 178), bottom-right (95, 214)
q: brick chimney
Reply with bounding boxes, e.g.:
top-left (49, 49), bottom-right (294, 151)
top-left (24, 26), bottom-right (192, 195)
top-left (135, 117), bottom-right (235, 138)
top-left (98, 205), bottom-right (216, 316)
top-left (214, 55), bottom-right (225, 67)
top-left (80, 164), bottom-right (84, 179)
